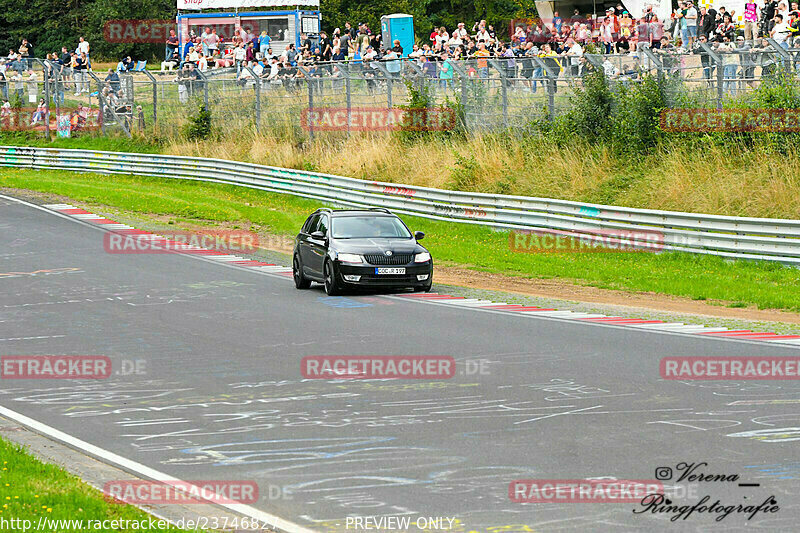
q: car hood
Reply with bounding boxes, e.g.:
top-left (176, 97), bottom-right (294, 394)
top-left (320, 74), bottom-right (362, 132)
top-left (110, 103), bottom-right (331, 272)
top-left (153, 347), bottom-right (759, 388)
top-left (334, 238), bottom-right (425, 255)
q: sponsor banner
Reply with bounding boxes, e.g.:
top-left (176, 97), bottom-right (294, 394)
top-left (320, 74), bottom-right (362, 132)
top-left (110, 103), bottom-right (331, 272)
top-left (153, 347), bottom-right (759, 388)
top-left (104, 20), bottom-right (176, 44)
top-left (509, 228), bottom-right (664, 254)
top-left (661, 109), bottom-right (800, 133)
top-left (661, 357), bottom-right (800, 380)
top-left (301, 355), bottom-right (456, 379)
top-left (1, 356), bottom-right (111, 379)
top-left (103, 480), bottom-right (258, 504)
top-left (103, 230), bottom-right (259, 254)
top-left (0, 107), bottom-right (100, 132)
top-left (509, 479), bottom-right (664, 503)
top-left (300, 107), bottom-right (456, 132)
top-left (178, 0), bottom-right (319, 10)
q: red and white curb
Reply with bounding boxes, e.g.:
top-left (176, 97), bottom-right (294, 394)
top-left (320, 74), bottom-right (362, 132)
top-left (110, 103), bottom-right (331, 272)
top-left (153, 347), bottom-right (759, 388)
top-left (46, 203), bottom-right (800, 347)
top-left (44, 203), bottom-right (293, 277)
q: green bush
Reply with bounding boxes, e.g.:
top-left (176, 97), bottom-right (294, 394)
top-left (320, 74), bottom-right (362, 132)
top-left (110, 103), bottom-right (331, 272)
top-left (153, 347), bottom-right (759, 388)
top-left (183, 103), bottom-right (212, 141)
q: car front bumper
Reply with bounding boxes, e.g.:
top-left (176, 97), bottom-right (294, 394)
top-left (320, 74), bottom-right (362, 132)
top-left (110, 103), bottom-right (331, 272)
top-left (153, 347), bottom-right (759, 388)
top-left (337, 262), bottom-right (432, 288)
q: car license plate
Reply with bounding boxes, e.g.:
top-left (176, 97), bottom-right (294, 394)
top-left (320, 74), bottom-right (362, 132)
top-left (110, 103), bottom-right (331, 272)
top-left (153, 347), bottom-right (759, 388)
top-left (375, 267), bottom-right (405, 275)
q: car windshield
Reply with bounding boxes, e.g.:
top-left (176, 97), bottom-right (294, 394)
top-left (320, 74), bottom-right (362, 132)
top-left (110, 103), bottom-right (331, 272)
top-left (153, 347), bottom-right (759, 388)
top-left (332, 216), bottom-right (412, 239)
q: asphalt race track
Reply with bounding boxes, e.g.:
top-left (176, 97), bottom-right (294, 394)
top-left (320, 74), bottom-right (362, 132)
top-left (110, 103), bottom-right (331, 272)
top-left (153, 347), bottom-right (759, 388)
top-left (2, 194), bottom-right (800, 532)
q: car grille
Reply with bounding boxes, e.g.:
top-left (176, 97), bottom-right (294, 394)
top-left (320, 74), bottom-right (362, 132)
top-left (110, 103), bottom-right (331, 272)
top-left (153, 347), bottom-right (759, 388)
top-left (364, 253), bottom-right (413, 265)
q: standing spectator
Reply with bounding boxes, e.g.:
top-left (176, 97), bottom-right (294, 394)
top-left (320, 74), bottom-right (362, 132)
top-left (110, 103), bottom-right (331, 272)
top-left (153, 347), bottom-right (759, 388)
top-left (76, 37), bottom-right (90, 62)
top-left (553, 12), bottom-right (563, 34)
top-left (166, 29), bottom-right (179, 61)
top-left (11, 70), bottom-right (23, 101)
top-left (650, 16), bottom-right (665, 48)
top-left (439, 51), bottom-right (453, 88)
top-left (744, 1), bottom-right (760, 41)
top-left (233, 42), bottom-right (246, 73)
top-left (686, 1), bottom-right (698, 47)
top-left (18, 39), bottom-right (32, 69)
top-left (0, 69), bottom-right (6, 101)
top-left (258, 31), bottom-right (271, 58)
top-left (206, 28), bottom-right (220, 57)
top-left (200, 27), bottom-right (210, 56)
top-left (320, 31), bottom-right (332, 60)
top-left (473, 41), bottom-right (490, 78)
top-left (77, 52), bottom-right (89, 94)
top-left (600, 17), bottom-right (615, 53)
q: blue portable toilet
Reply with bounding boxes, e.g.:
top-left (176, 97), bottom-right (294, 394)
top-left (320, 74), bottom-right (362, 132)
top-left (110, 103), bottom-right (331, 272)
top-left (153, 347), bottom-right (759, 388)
top-left (380, 14), bottom-right (414, 57)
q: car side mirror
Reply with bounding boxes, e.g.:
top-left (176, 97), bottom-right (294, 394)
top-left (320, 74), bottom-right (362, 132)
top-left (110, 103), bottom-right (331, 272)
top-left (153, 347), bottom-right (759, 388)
top-left (414, 231), bottom-right (425, 240)
top-left (310, 230), bottom-right (326, 240)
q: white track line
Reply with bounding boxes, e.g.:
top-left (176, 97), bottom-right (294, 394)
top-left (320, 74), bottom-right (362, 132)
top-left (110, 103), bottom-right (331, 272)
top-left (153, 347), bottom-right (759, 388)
top-left (0, 405), bottom-right (315, 533)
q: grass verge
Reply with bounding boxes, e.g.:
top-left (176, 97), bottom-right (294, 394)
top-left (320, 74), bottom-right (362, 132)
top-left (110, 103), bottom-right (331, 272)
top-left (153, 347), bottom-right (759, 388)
top-left (2, 167), bottom-right (798, 311)
top-left (0, 437), bottom-right (204, 532)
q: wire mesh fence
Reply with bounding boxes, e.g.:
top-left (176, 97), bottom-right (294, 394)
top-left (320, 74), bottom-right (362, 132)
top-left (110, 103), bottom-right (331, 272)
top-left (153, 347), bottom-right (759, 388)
top-left (3, 42), bottom-right (800, 139)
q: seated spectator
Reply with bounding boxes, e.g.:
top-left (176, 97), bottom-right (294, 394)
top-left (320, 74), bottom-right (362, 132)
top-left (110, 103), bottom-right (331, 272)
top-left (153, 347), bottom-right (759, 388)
top-left (104, 68), bottom-right (120, 93)
top-left (29, 98), bottom-right (46, 126)
top-left (161, 50), bottom-right (180, 71)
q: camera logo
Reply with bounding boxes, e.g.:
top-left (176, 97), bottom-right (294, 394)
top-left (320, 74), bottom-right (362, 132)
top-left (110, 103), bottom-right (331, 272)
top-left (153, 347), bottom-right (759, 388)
top-left (655, 467), bottom-right (673, 481)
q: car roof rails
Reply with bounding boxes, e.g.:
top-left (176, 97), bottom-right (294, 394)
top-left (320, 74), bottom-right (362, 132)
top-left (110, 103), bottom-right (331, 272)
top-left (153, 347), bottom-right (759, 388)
top-left (314, 207), bottom-right (333, 214)
top-left (369, 208), bottom-right (392, 214)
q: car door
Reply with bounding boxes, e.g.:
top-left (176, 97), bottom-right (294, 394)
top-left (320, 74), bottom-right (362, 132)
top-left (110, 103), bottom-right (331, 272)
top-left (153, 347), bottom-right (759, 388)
top-left (298, 214), bottom-right (319, 277)
top-left (307, 214), bottom-right (329, 278)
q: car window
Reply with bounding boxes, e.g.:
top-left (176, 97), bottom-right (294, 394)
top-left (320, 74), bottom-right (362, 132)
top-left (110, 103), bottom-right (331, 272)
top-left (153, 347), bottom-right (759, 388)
top-left (332, 216), bottom-right (412, 239)
top-left (317, 215), bottom-right (329, 236)
top-left (303, 215), bottom-right (319, 234)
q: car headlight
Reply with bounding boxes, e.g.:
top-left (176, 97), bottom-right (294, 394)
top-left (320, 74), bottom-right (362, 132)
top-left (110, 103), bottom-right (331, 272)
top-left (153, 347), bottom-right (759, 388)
top-left (414, 252), bottom-right (431, 263)
top-left (337, 253), bottom-right (363, 264)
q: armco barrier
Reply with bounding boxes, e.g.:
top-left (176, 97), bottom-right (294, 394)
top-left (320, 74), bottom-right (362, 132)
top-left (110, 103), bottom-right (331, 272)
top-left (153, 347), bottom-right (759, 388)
top-left (3, 146), bottom-right (800, 265)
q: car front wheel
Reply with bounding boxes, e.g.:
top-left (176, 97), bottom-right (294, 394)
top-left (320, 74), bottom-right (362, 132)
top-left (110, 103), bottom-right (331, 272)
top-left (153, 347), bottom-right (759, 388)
top-left (293, 254), bottom-right (311, 289)
top-left (324, 260), bottom-right (342, 296)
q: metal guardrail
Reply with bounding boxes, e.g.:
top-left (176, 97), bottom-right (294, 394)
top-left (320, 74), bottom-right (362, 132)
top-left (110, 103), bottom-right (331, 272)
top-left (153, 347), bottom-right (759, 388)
top-left (2, 145), bottom-right (799, 265)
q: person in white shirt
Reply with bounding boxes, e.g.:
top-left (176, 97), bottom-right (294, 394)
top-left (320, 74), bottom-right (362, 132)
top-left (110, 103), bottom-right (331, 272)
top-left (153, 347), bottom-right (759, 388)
top-left (453, 23), bottom-right (469, 40)
top-left (197, 53), bottom-right (208, 71)
top-left (76, 37), bottom-right (90, 60)
top-left (266, 58), bottom-right (280, 83)
top-left (771, 13), bottom-right (791, 48)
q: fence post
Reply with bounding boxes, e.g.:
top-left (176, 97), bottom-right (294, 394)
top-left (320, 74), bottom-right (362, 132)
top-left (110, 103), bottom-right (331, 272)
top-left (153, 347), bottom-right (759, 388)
top-left (242, 64), bottom-right (261, 133)
top-left (766, 38), bottom-right (791, 70)
top-left (699, 42), bottom-right (722, 110)
top-left (308, 77), bottom-right (314, 140)
top-left (343, 66), bottom-right (352, 136)
top-left (43, 67), bottom-right (51, 141)
top-left (372, 62), bottom-right (393, 109)
top-left (141, 69), bottom-right (158, 128)
top-left (193, 69), bottom-right (209, 109)
top-left (532, 56), bottom-right (556, 121)
top-left (489, 59), bottom-right (509, 129)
